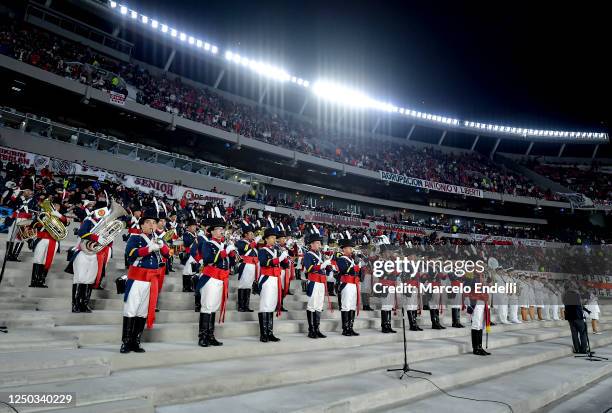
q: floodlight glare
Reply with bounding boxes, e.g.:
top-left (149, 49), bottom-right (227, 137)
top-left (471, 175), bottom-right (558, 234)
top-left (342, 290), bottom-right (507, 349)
top-left (188, 36), bottom-right (195, 45)
top-left (151, 20), bottom-right (158, 29)
top-left (110, 1), bottom-right (117, 8)
top-left (179, 33), bottom-right (187, 41)
top-left (120, 5), bottom-right (127, 14)
top-left (225, 51), bottom-right (233, 60)
top-left (303, 80), bottom-right (310, 87)
top-left (130, 10), bottom-right (137, 19)
top-left (161, 24), bottom-right (168, 33)
top-left (211, 46), bottom-right (218, 54)
top-left (196, 39), bottom-right (202, 48)
top-left (171, 29), bottom-right (177, 37)
top-left (141, 15), bottom-right (148, 24)
top-left (204, 42), bottom-right (211, 51)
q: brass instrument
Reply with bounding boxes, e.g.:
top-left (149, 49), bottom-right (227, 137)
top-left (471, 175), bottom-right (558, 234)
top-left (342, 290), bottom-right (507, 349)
top-left (162, 228), bottom-right (176, 242)
top-left (37, 199), bottom-right (67, 241)
top-left (81, 200), bottom-right (128, 255)
top-left (16, 219), bottom-right (37, 241)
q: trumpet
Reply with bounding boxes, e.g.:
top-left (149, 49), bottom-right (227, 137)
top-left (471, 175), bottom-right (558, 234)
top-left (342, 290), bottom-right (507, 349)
top-left (162, 228), bottom-right (176, 242)
top-left (37, 199), bottom-right (67, 241)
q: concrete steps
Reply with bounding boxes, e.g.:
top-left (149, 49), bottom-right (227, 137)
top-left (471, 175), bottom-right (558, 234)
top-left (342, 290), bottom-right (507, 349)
top-left (154, 335), bottom-right (612, 413)
top-left (9, 328), bottom-right (608, 413)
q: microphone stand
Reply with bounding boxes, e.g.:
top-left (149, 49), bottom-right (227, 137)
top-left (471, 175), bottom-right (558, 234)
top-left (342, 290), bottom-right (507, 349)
top-left (387, 307), bottom-right (431, 378)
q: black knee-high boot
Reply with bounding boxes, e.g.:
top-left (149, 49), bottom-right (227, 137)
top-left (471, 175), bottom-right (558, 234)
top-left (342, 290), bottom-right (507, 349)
top-left (258, 312), bottom-right (268, 342)
top-left (237, 289), bottom-right (245, 312)
top-left (38, 266), bottom-right (49, 288)
top-left (79, 284), bottom-right (93, 313)
top-left (327, 282), bottom-right (335, 296)
top-left (341, 311), bottom-right (351, 336)
top-left (6, 242), bottom-right (15, 261)
top-left (182, 275), bottom-right (192, 292)
top-left (244, 289), bottom-right (253, 312)
top-left (435, 309), bottom-right (446, 329)
top-left (120, 316), bottom-right (133, 353)
top-left (452, 308), bottom-right (464, 328)
top-left (313, 311), bottom-right (326, 338)
top-left (71, 284), bottom-right (80, 313)
top-left (131, 317), bottom-right (146, 352)
top-left (198, 313), bottom-right (211, 347)
top-left (208, 312), bottom-right (222, 346)
top-left (194, 291), bottom-right (201, 312)
top-left (408, 310), bottom-right (423, 331)
top-left (307, 310), bottom-right (317, 338)
top-left (349, 310), bottom-right (359, 336)
top-left (381, 310), bottom-right (397, 333)
top-left (29, 264), bottom-right (41, 287)
top-left (266, 312), bottom-right (280, 342)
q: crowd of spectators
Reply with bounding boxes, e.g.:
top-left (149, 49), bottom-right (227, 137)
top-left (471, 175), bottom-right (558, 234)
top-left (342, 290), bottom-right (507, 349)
top-left (524, 160), bottom-right (612, 202)
top-left (1, 22), bottom-right (559, 200)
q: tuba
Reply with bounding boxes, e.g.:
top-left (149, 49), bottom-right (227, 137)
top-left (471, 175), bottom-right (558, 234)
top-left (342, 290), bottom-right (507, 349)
top-left (37, 199), bottom-right (67, 241)
top-left (81, 200), bottom-right (128, 255)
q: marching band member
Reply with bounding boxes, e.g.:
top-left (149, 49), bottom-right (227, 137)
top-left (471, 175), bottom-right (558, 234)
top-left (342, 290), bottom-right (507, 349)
top-left (428, 270), bottom-right (447, 329)
top-left (257, 227), bottom-right (288, 342)
top-left (165, 211), bottom-right (178, 273)
top-left (336, 235), bottom-right (360, 336)
top-left (302, 227), bottom-right (331, 339)
top-left (235, 220), bottom-right (258, 312)
top-left (120, 208), bottom-right (169, 353)
top-left (192, 220), bottom-right (209, 312)
top-left (67, 201), bottom-right (112, 313)
top-left (153, 212), bottom-right (169, 312)
top-left (30, 197), bottom-right (68, 288)
top-left (195, 214), bottom-right (235, 347)
top-left (466, 261), bottom-right (493, 356)
top-left (123, 205), bottom-right (141, 269)
top-left (448, 270), bottom-right (465, 328)
top-left (276, 224), bottom-right (293, 311)
top-left (180, 218), bottom-right (198, 292)
top-left (6, 179), bottom-right (36, 262)
top-left (402, 252), bottom-right (423, 331)
top-left (378, 247), bottom-right (398, 334)
top-left (506, 271), bottom-right (522, 324)
top-left (492, 267), bottom-right (511, 324)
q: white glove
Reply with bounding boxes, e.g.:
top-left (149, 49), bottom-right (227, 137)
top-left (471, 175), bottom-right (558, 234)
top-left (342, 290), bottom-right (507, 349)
top-left (321, 259), bottom-right (332, 269)
top-left (148, 242), bottom-right (161, 253)
top-left (225, 244), bottom-right (236, 254)
top-left (279, 251), bottom-right (288, 262)
top-left (254, 235), bottom-right (262, 243)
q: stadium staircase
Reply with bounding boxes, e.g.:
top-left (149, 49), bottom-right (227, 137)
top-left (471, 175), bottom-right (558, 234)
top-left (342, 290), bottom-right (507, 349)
top-left (0, 225), bottom-right (610, 413)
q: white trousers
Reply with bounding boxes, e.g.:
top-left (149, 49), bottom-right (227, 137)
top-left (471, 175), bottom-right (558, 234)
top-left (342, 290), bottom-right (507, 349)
top-left (73, 252), bottom-right (98, 284)
top-left (33, 239), bottom-right (57, 266)
top-left (199, 278), bottom-right (223, 314)
top-left (182, 256), bottom-right (196, 275)
top-left (471, 301), bottom-right (485, 330)
top-left (238, 263), bottom-right (256, 289)
top-left (259, 276), bottom-right (279, 312)
top-left (123, 280), bottom-right (150, 318)
top-left (307, 281), bottom-right (326, 312)
top-left (340, 283), bottom-right (357, 312)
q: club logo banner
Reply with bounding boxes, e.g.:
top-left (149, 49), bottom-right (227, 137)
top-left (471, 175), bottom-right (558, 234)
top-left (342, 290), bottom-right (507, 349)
top-left (180, 188), bottom-right (235, 206)
top-left (303, 211), bottom-right (368, 228)
top-left (380, 170), bottom-right (484, 198)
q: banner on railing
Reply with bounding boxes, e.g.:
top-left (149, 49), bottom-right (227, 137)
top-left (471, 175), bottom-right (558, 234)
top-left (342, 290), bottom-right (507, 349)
top-left (379, 170), bottom-right (484, 198)
top-left (0, 145), bottom-right (235, 206)
top-left (303, 211), bottom-right (368, 228)
top-left (370, 221), bottom-right (428, 236)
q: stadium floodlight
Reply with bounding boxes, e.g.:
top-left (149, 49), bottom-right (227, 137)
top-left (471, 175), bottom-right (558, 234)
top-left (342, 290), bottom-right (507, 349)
top-left (161, 24), bottom-right (168, 33)
top-left (151, 19), bottom-right (158, 29)
top-left (312, 80), bottom-right (376, 108)
top-left (291, 76), bottom-right (297, 83)
top-left (297, 78), bottom-right (304, 85)
top-left (196, 39), bottom-right (202, 48)
top-left (179, 32), bottom-right (187, 41)
top-left (141, 15), bottom-right (148, 24)
top-left (303, 80), bottom-right (309, 87)
top-left (211, 45), bottom-right (218, 54)
top-left (188, 36), bottom-right (195, 45)
top-left (493, 125), bottom-right (499, 131)
top-left (120, 5), bottom-right (127, 14)
top-left (225, 51), bottom-right (233, 60)
top-left (110, 1), bottom-right (117, 8)
top-left (171, 29), bottom-right (178, 37)
top-left (204, 42), bottom-right (211, 51)
top-left (130, 10), bottom-right (137, 19)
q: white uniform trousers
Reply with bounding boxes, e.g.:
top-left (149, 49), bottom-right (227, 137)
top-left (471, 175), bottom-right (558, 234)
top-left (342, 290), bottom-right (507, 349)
top-left (494, 293), bottom-right (509, 324)
top-left (508, 296), bottom-right (521, 323)
top-left (470, 300), bottom-right (486, 331)
top-left (238, 263), bottom-right (256, 289)
top-left (182, 256), bottom-right (196, 275)
top-left (259, 276), bottom-right (279, 312)
top-left (199, 278), bottom-right (223, 314)
top-left (123, 280), bottom-right (150, 318)
top-left (72, 252), bottom-right (99, 284)
top-left (340, 283), bottom-right (357, 312)
top-left (306, 281), bottom-right (326, 312)
top-left (33, 239), bottom-right (57, 266)
top-left (403, 289), bottom-right (419, 311)
top-left (381, 291), bottom-right (396, 311)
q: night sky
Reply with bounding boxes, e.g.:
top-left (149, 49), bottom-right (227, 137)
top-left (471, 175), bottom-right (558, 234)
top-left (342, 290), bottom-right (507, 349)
top-left (122, 0), bottom-right (609, 132)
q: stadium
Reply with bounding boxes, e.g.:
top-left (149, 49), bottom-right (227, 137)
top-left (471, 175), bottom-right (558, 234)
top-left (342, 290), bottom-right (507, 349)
top-left (0, 1), bottom-right (610, 412)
